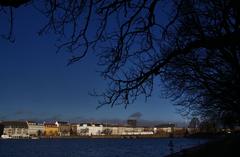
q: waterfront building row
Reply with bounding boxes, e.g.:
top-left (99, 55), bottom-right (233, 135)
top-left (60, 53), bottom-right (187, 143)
top-left (0, 121), bottom-right (178, 139)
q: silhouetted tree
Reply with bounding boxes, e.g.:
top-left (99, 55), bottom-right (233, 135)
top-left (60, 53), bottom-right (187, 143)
top-left (70, 128), bottom-right (75, 136)
top-left (188, 117), bottom-right (200, 129)
top-left (199, 119), bottom-right (218, 133)
top-left (160, 0), bottom-right (240, 124)
top-left (37, 130), bottom-right (42, 137)
top-left (1, 0), bottom-right (239, 123)
top-left (0, 123), bottom-right (4, 136)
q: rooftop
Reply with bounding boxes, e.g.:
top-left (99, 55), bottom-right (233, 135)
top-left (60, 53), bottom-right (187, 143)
top-left (1, 121), bottom-right (28, 128)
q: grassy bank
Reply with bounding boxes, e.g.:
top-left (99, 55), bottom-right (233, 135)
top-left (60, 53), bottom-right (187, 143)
top-left (167, 134), bottom-right (240, 157)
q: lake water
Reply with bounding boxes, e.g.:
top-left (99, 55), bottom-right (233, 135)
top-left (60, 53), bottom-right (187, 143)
top-left (0, 138), bottom-right (206, 157)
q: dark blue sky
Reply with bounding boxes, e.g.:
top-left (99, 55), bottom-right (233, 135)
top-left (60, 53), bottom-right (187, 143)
top-left (0, 5), bottom-right (185, 123)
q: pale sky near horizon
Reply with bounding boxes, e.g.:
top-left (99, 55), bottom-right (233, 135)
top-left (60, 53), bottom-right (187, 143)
top-left (0, 4), bottom-right (186, 124)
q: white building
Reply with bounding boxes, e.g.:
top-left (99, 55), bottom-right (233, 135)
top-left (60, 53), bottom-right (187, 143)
top-left (122, 127), bottom-right (145, 135)
top-left (103, 125), bottom-right (153, 135)
top-left (2, 121), bottom-right (29, 138)
top-left (77, 123), bottom-right (103, 136)
top-left (27, 121), bottom-right (44, 137)
top-left (107, 126), bottom-right (126, 135)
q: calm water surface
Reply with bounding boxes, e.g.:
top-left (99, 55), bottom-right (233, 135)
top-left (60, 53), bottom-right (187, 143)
top-left (0, 138), bottom-right (206, 157)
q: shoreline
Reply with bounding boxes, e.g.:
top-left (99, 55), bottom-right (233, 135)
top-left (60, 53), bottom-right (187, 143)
top-left (0, 135), bottom-right (191, 140)
top-left (165, 134), bottom-right (240, 157)
top-left (1, 134), bottom-right (176, 139)
top-left (42, 134), bottom-right (174, 139)
top-left (2, 132), bottom-right (223, 139)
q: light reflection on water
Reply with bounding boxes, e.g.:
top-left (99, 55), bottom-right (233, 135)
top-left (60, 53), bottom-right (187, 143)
top-left (0, 138), bottom-right (206, 157)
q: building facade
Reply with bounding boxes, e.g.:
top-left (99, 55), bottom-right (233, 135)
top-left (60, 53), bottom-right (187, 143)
top-left (1, 121), bottom-right (29, 138)
top-left (44, 123), bottom-right (58, 136)
top-left (77, 123), bottom-right (103, 136)
top-left (27, 121), bottom-right (44, 137)
top-left (55, 121), bottom-right (70, 136)
top-left (108, 126), bottom-right (125, 135)
top-left (70, 124), bottom-right (78, 136)
top-left (103, 125), bottom-right (151, 135)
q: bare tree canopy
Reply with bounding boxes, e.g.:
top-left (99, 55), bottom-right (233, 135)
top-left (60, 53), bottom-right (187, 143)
top-left (1, 0), bottom-right (240, 124)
